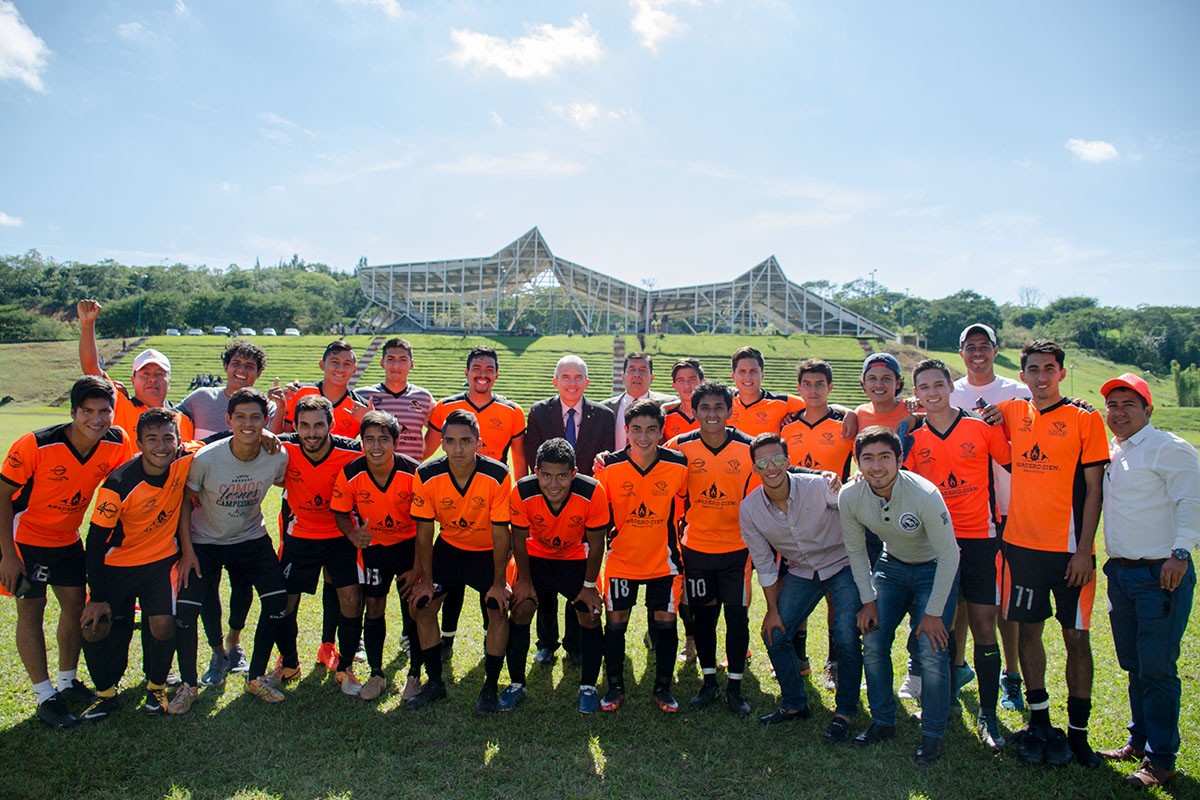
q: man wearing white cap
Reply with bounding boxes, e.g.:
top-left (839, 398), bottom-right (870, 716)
top-left (1096, 372), bottom-right (1200, 789)
top-left (77, 299), bottom-right (194, 443)
top-left (948, 322), bottom-right (1027, 711)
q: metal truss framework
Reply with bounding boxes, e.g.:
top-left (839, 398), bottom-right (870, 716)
top-left (355, 228), bottom-right (894, 338)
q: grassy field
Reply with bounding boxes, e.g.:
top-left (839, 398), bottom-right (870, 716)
top-left (0, 411), bottom-right (1199, 799)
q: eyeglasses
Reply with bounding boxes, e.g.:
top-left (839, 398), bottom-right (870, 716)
top-left (753, 454), bottom-right (790, 470)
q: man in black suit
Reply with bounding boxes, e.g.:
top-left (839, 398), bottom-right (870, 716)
top-left (524, 355), bottom-right (616, 666)
top-left (601, 352), bottom-right (677, 452)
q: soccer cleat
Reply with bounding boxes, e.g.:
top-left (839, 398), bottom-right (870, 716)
top-left (853, 722), bottom-right (897, 746)
top-left (227, 645), bottom-right (249, 674)
top-left (914, 735), bottom-right (943, 765)
top-left (168, 684), bottom-right (198, 715)
top-left (359, 675), bottom-right (387, 702)
top-left (725, 688), bottom-right (750, 717)
top-left (534, 647), bottom-right (555, 665)
top-left (677, 637), bottom-right (697, 664)
top-left (78, 694), bottom-right (117, 723)
top-left (246, 676), bottom-right (286, 703)
top-left (143, 687), bottom-right (169, 715)
top-left (200, 651), bottom-right (229, 687)
top-left (954, 662), bottom-right (976, 694)
top-left (1014, 726), bottom-right (1047, 764)
top-left (1070, 735), bottom-right (1102, 768)
top-left (60, 679), bottom-right (96, 705)
top-left (475, 685), bottom-right (499, 715)
top-left (1043, 727), bottom-right (1074, 766)
top-left (270, 660), bottom-right (302, 685)
top-left (999, 671), bottom-right (1024, 711)
top-left (653, 684), bottom-right (679, 713)
top-left (689, 681), bottom-right (721, 709)
top-left (577, 686), bottom-right (600, 714)
top-left (822, 660), bottom-right (838, 693)
top-left (497, 684), bottom-right (526, 711)
top-left (335, 667), bottom-right (362, 696)
top-left (315, 642), bottom-right (340, 673)
top-left (39, 694), bottom-right (80, 727)
top-left (976, 712), bottom-right (1006, 751)
top-left (600, 684), bottom-right (624, 712)
top-left (165, 671), bottom-right (183, 687)
top-left (407, 680), bottom-right (446, 710)
top-left (400, 674), bottom-right (422, 701)
top-left (897, 673), bottom-right (922, 701)
top-left (1125, 759), bottom-right (1176, 789)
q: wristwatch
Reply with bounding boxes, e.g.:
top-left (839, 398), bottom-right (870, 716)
top-left (1172, 548), bottom-right (1191, 562)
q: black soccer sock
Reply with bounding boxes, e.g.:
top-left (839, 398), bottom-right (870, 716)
top-left (228, 575), bottom-right (254, 632)
top-left (724, 604), bottom-right (750, 679)
top-left (109, 608), bottom-right (136, 686)
top-left (691, 603), bottom-right (720, 673)
top-left (562, 604), bottom-right (581, 655)
top-left (484, 653), bottom-right (503, 692)
top-left (252, 594), bottom-right (288, 680)
top-left (422, 645), bottom-right (444, 685)
top-left (506, 622), bottom-right (531, 684)
top-left (604, 621), bottom-right (628, 686)
top-left (201, 579), bottom-right (224, 651)
top-left (147, 630), bottom-right (176, 687)
top-left (579, 623), bottom-right (604, 687)
top-left (534, 590), bottom-right (560, 651)
top-left (1027, 687), bottom-right (1051, 728)
top-left (1067, 696), bottom-right (1092, 745)
top-left (974, 643), bottom-right (1002, 712)
top-left (336, 612), bottom-right (363, 672)
top-left (363, 615), bottom-right (386, 676)
top-left (440, 583), bottom-right (465, 638)
top-left (81, 632), bottom-right (115, 693)
top-left (653, 619), bottom-right (678, 689)
top-left (793, 627), bottom-right (808, 662)
top-left (321, 583), bottom-right (339, 644)
top-left (276, 606), bottom-right (300, 669)
top-left (174, 614), bottom-right (200, 686)
top-left (678, 602), bottom-right (695, 637)
top-left (400, 604), bottom-right (422, 677)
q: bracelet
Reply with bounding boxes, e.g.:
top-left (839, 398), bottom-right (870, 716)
top-left (582, 580), bottom-right (597, 589)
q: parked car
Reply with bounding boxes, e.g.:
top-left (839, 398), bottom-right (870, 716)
top-left (262, 327), bottom-right (277, 336)
top-left (238, 327), bottom-right (257, 336)
top-left (212, 325), bottom-right (230, 335)
top-left (186, 328), bottom-right (203, 336)
top-left (165, 328), bottom-right (181, 336)
top-left (283, 327), bottom-right (301, 336)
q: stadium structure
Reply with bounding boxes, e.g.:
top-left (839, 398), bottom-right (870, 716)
top-left (354, 228), bottom-right (894, 339)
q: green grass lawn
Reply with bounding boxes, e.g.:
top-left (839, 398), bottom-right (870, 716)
top-left (1, 412), bottom-right (1199, 799)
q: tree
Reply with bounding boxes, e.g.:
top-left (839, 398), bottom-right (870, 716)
top-left (922, 290), bottom-right (1002, 349)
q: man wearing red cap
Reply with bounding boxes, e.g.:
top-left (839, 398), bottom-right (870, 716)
top-left (1096, 373), bottom-right (1200, 789)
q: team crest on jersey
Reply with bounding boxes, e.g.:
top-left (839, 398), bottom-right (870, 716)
top-left (6, 452), bottom-right (21, 469)
top-left (452, 517), bottom-right (471, 529)
top-left (569, 515), bottom-right (584, 526)
top-left (899, 512), bottom-right (920, 532)
top-left (725, 459), bottom-right (742, 474)
top-left (396, 491), bottom-right (411, 504)
top-left (959, 442), bottom-right (976, 458)
top-left (755, 411), bottom-right (769, 423)
top-left (1050, 421), bottom-right (1068, 437)
top-left (801, 454), bottom-right (818, 468)
top-left (821, 432), bottom-right (835, 444)
top-left (652, 480), bottom-right (670, 496)
top-left (940, 472), bottom-right (967, 490)
top-left (96, 501), bottom-right (119, 520)
top-left (488, 417), bottom-right (505, 430)
top-left (50, 491), bottom-right (87, 514)
top-left (471, 496), bottom-right (486, 509)
top-left (1022, 443), bottom-right (1049, 462)
top-left (96, 462), bottom-right (113, 477)
top-left (312, 494), bottom-right (324, 507)
top-left (702, 483), bottom-right (727, 500)
top-left (633, 503), bottom-right (657, 520)
top-left (383, 515), bottom-right (396, 528)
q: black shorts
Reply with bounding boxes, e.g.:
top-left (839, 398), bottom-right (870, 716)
top-left (178, 537), bottom-right (287, 612)
top-left (16, 541), bottom-right (86, 598)
top-left (1001, 542), bottom-right (1096, 631)
top-left (280, 534), bottom-right (361, 594)
top-left (605, 574), bottom-right (678, 613)
top-left (102, 555), bottom-right (178, 617)
top-left (681, 547), bottom-right (751, 606)
top-left (529, 555), bottom-right (587, 601)
top-left (957, 538), bottom-right (1000, 606)
top-left (363, 539), bottom-right (416, 599)
top-left (431, 537), bottom-right (495, 596)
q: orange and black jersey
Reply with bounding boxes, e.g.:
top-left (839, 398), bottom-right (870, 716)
top-left (279, 434), bottom-right (362, 540)
top-left (781, 409), bottom-right (855, 480)
top-left (2, 423), bottom-right (133, 548)
top-left (596, 446), bottom-right (689, 580)
top-left (284, 383), bottom-right (366, 439)
top-left (661, 408), bottom-right (699, 443)
top-left (729, 390), bottom-right (804, 438)
top-left (86, 443), bottom-right (203, 596)
top-left (428, 393), bottom-right (526, 463)
top-left (108, 379), bottom-right (196, 448)
top-left (331, 454), bottom-right (420, 547)
top-left (667, 428), bottom-right (758, 554)
top-left (510, 474), bottom-right (609, 560)
top-left (410, 454), bottom-right (512, 552)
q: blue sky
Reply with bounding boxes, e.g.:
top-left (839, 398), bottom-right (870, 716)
top-left (1, 0), bottom-right (1197, 307)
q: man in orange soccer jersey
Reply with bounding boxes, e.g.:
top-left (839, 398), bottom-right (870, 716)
top-left (856, 353), bottom-right (917, 434)
top-left (76, 298), bottom-right (196, 443)
top-left (78, 408), bottom-right (198, 721)
top-left (728, 347), bottom-right (805, 438)
top-left (595, 399), bottom-right (689, 713)
top-left (504, 438), bottom-right (609, 713)
top-left (667, 380), bottom-right (757, 716)
top-left (331, 410), bottom-right (421, 702)
top-left (408, 410), bottom-right (514, 715)
top-left (905, 359), bottom-right (1011, 752)
top-left (0, 376), bottom-right (133, 727)
top-left (982, 339), bottom-right (1109, 767)
top-left (662, 358), bottom-right (704, 441)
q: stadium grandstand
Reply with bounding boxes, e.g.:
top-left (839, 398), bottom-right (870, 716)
top-left (354, 228), bottom-right (895, 339)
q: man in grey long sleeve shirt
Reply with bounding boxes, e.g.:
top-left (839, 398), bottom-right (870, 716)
top-left (839, 426), bottom-right (960, 765)
top-left (739, 433), bottom-right (863, 742)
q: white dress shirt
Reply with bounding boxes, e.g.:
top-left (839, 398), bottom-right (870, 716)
top-left (613, 393), bottom-right (639, 450)
top-left (1103, 423), bottom-right (1200, 559)
top-left (561, 399), bottom-right (585, 431)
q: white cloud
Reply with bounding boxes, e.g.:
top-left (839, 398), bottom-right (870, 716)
top-left (336, 0), bottom-right (406, 19)
top-left (1066, 138), bottom-right (1119, 162)
top-left (116, 21), bottom-right (155, 42)
top-left (174, 0), bottom-right (189, 16)
top-left (0, 211), bottom-right (24, 227)
top-left (434, 151), bottom-right (585, 177)
top-left (258, 112), bottom-right (316, 144)
top-left (548, 101), bottom-right (635, 129)
top-left (0, 1), bottom-right (50, 92)
top-left (449, 15), bottom-right (601, 80)
top-left (489, 111), bottom-right (504, 127)
top-left (629, 0), bottom-right (696, 53)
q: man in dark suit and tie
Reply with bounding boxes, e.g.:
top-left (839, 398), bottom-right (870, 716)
top-left (524, 355), bottom-right (616, 666)
top-left (601, 352), bottom-right (677, 452)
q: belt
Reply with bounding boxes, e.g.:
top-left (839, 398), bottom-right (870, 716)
top-left (1112, 557), bottom-right (1168, 568)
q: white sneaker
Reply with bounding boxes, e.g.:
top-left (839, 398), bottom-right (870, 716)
top-left (898, 673), bottom-right (922, 701)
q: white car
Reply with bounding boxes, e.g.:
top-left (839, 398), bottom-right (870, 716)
top-left (238, 327), bottom-right (257, 336)
top-left (262, 327), bottom-right (277, 336)
top-left (283, 327), bottom-right (301, 336)
top-left (186, 328), bottom-right (203, 336)
top-left (212, 325), bottom-right (231, 335)
top-left (165, 328), bottom-right (181, 336)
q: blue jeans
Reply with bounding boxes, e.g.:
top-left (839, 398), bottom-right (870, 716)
top-left (765, 567), bottom-right (862, 716)
top-left (863, 553), bottom-right (959, 738)
top-left (1105, 558), bottom-right (1195, 771)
